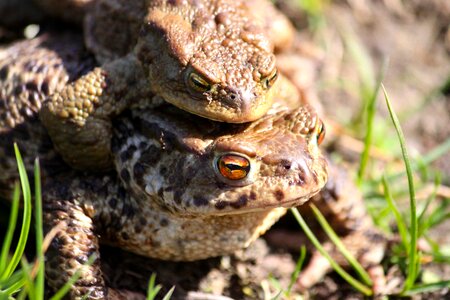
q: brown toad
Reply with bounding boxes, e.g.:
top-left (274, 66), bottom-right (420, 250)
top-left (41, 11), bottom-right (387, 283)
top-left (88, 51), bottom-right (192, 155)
top-left (1, 33), bottom-right (385, 299)
top-left (39, 0), bottom-right (299, 170)
top-left (42, 103), bottom-right (328, 299)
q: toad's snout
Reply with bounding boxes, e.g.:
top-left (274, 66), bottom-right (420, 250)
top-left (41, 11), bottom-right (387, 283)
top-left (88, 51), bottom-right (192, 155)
top-left (220, 87), bottom-right (255, 112)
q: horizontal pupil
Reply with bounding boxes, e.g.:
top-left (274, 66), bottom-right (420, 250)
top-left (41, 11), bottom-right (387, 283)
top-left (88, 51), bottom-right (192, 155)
top-left (192, 77), bottom-right (209, 88)
top-left (269, 73), bottom-right (277, 83)
top-left (226, 163), bottom-right (246, 171)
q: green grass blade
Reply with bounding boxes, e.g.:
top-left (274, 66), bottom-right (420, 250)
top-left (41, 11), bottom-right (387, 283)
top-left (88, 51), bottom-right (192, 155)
top-left (146, 273), bottom-right (162, 300)
top-left (420, 137), bottom-right (450, 165)
top-left (16, 287), bottom-right (27, 300)
top-left (290, 208), bottom-right (372, 296)
top-left (20, 258), bottom-right (35, 300)
top-left (0, 184), bottom-right (20, 276)
top-left (425, 209), bottom-right (450, 230)
top-left (417, 174), bottom-right (440, 236)
top-left (161, 286), bottom-right (175, 300)
top-left (0, 269), bottom-right (23, 287)
top-left (309, 204), bottom-right (373, 286)
top-left (286, 246), bottom-right (306, 295)
top-left (1, 145), bottom-right (32, 280)
top-left (357, 59), bottom-right (388, 184)
top-left (404, 280), bottom-right (450, 296)
top-left (1, 273), bottom-right (25, 296)
top-left (382, 175), bottom-right (409, 250)
top-left (382, 85), bottom-right (419, 292)
top-left (268, 276), bottom-right (283, 300)
top-left (382, 137), bottom-right (450, 183)
top-left (34, 159), bottom-right (44, 299)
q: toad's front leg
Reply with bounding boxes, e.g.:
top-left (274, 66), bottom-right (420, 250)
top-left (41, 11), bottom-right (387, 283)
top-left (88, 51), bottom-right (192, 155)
top-left (43, 174), bottom-right (146, 299)
top-left (44, 196), bottom-right (105, 298)
top-left (40, 55), bottom-right (152, 171)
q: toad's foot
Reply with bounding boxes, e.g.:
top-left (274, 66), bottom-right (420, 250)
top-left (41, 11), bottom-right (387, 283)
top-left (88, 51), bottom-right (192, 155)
top-left (39, 54), bottom-right (153, 171)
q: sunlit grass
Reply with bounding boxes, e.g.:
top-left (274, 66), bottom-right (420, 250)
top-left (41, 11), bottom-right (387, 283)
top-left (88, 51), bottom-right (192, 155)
top-left (290, 207), bottom-right (373, 296)
top-left (383, 85), bottom-right (419, 292)
top-left (0, 145), bottom-right (33, 298)
top-left (147, 273), bottom-right (175, 300)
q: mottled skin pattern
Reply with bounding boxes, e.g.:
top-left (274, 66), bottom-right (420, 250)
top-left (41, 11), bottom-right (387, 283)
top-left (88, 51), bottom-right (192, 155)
top-left (43, 104), bottom-right (327, 299)
top-left (0, 0), bottom-right (293, 56)
top-left (84, 0), bottom-right (295, 63)
top-left (39, 0), bottom-right (299, 170)
top-left (0, 32), bottom-right (95, 197)
top-left (0, 34), bottom-right (386, 298)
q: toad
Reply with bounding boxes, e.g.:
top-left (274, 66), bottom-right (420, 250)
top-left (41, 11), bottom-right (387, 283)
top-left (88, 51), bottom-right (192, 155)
top-left (39, 0), bottom-right (299, 170)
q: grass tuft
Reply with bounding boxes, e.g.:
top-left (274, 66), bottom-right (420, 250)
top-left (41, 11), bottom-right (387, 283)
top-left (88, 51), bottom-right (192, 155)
top-left (382, 85), bottom-right (419, 292)
top-left (290, 207), bottom-right (373, 296)
top-left (147, 273), bottom-right (175, 300)
top-left (309, 204), bottom-right (373, 286)
top-left (1, 145), bottom-right (33, 282)
top-left (382, 175), bottom-right (409, 250)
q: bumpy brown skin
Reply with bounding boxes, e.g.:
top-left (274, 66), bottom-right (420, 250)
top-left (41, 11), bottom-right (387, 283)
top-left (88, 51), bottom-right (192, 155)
top-left (0, 34), bottom-right (386, 298)
top-left (39, 0), bottom-right (299, 170)
top-left (0, 32), bottom-right (96, 197)
top-left (84, 0), bottom-right (295, 62)
top-left (43, 104), bottom-right (328, 299)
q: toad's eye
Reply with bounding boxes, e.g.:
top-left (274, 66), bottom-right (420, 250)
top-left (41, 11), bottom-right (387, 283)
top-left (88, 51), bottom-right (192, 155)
top-left (316, 120), bottom-right (326, 145)
top-left (216, 154), bottom-right (250, 181)
top-left (262, 69), bottom-right (278, 89)
top-left (187, 72), bottom-right (211, 93)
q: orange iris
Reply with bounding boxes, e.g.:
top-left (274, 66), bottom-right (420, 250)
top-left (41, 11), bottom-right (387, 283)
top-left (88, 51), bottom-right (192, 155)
top-left (217, 154), bottom-right (250, 180)
top-left (317, 121), bottom-right (326, 145)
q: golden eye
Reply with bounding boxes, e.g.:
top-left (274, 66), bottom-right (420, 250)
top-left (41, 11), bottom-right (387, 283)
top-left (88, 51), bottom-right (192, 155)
top-left (187, 72), bottom-right (211, 93)
top-left (216, 154), bottom-right (250, 181)
top-left (262, 69), bottom-right (278, 89)
top-left (316, 121), bottom-right (326, 145)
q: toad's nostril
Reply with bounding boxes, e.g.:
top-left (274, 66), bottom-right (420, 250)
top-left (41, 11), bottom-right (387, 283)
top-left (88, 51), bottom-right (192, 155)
top-left (279, 159), bottom-right (291, 170)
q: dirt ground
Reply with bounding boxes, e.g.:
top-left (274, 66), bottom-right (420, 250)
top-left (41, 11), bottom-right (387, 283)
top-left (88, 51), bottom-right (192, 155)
top-left (1, 0), bottom-right (450, 299)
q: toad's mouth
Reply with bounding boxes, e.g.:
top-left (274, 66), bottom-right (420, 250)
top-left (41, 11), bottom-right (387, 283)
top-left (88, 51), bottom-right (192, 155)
top-left (210, 186), bottom-right (324, 216)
